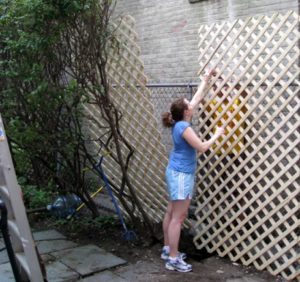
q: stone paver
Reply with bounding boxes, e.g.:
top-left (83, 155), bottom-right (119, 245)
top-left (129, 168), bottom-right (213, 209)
top-left (42, 253), bottom-right (79, 282)
top-left (36, 239), bottom-right (78, 254)
top-left (33, 229), bottom-right (66, 241)
top-left (0, 248), bottom-right (8, 264)
top-left (51, 244), bottom-right (127, 276)
top-left (0, 262), bottom-right (15, 282)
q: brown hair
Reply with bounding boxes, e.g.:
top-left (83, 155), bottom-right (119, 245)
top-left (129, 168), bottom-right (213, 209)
top-left (162, 97), bottom-right (188, 128)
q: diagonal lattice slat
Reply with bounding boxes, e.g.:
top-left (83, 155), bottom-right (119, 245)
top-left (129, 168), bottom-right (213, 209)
top-left (194, 11), bottom-right (299, 281)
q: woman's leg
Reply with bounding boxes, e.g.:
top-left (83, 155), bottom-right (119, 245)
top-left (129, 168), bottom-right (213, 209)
top-left (162, 201), bottom-right (173, 246)
top-left (168, 199), bottom-right (190, 258)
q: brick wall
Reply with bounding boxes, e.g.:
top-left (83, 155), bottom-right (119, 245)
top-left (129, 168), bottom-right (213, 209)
top-left (114, 0), bottom-right (298, 83)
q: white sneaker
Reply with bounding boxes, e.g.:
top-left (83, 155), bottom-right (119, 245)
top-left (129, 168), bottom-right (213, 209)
top-left (165, 256), bottom-right (192, 272)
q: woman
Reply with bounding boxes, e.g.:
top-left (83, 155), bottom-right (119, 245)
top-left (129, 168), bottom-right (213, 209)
top-left (161, 71), bottom-right (225, 272)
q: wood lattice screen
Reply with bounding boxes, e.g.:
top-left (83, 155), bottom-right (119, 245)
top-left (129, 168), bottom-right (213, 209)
top-left (194, 11), bottom-right (299, 281)
top-left (84, 16), bottom-right (171, 224)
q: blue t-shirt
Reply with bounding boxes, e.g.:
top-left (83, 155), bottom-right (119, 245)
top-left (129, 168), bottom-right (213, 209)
top-left (168, 121), bottom-right (196, 174)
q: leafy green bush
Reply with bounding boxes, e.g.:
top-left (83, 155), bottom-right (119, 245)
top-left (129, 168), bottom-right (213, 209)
top-left (53, 215), bottom-right (118, 233)
top-left (23, 185), bottom-right (52, 209)
top-left (18, 177), bottom-right (52, 209)
top-left (1, 0), bottom-right (154, 235)
top-left (0, 0), bottom-right (103, 216)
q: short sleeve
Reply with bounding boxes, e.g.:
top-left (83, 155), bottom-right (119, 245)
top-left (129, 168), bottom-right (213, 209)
top-left (176, 121), bottom-right (190, 136)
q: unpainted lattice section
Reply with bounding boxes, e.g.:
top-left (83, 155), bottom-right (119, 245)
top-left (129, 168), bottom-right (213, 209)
top-left (194, 11), bottom-right (299, 281)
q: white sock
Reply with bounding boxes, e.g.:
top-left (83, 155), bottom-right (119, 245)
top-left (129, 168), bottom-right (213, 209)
top-left (168, 256), bottom-right (177, 262)
top-left (163, 245), bottom-right (170, 252)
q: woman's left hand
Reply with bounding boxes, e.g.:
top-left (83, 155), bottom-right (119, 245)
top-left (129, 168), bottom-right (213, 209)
top-left (204, 69), bottom-right (217, 83)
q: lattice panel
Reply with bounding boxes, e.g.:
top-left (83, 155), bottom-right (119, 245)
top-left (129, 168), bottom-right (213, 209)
top-left (194, 11), bottom-right (299, 281)
top-left (83, 16), bottom-right (178, 225)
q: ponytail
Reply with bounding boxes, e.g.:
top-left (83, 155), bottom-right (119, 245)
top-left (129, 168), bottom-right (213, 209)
top-left (162, 112), bottom-right (174, 128)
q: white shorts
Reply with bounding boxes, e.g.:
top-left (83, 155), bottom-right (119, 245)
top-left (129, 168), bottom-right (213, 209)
top-left (166, 167), bottom-right (195, 201)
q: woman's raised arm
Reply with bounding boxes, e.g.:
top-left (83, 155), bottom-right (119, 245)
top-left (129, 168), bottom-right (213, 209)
top-left (190, 70), bottom-right (216, 110)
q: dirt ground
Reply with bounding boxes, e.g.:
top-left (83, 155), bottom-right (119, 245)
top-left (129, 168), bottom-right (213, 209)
top-left (29, 212), bottom-right (288, 282)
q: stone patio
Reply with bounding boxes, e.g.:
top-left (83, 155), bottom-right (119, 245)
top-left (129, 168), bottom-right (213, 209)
top-left (0, 229), bottom-right (127, 281)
